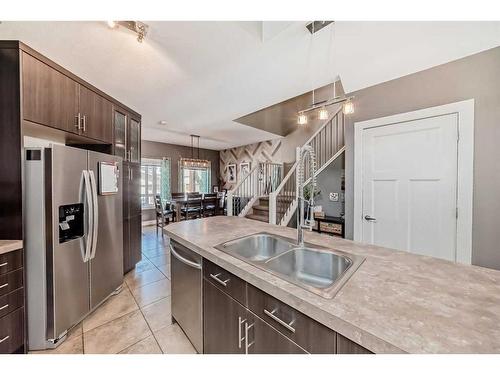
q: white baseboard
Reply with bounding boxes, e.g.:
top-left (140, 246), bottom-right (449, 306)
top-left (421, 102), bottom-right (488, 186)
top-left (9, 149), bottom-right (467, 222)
top-left (142, 220), bottom-right (156, 227)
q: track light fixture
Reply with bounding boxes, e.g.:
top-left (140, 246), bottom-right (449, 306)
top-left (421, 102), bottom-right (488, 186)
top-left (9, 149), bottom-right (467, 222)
top-left (106, 21), bottom-right (149, 43)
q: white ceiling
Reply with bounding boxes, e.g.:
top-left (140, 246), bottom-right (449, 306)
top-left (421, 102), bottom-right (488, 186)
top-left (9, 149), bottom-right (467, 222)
top-left (1, 21), bottom-right (500, 150)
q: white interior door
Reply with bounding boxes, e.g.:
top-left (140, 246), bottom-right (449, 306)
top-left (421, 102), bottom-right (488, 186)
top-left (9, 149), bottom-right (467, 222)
top-left (361, 113), bottom-right (459, 261)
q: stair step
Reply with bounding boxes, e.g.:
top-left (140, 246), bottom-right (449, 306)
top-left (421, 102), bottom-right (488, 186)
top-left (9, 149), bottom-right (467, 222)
top-left (246, 213), bottom-right (269, 223)
top-left (252, 205), bottom-right (269, 212)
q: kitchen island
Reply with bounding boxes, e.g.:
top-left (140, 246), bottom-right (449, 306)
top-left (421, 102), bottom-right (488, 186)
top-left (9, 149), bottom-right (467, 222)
top-left (165, 216), bottom-right (500, 354)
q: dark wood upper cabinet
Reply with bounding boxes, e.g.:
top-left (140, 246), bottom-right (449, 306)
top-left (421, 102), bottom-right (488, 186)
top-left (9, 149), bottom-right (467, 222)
top-left (128, 116), bottom-right (141, 163)
top-left (79, 85), bottom-right (113, 143)
top-left (22, 52), bottom-right (79, 133)
top-left (113, 107), bottom-right (128, 159)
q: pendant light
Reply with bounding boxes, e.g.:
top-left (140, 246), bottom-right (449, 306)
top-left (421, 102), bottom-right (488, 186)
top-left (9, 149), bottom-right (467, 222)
top-left (318, 107), bottom-right (329, 120)
top-left (297, 112), bottom-right (308, 125)
top-left (342, 98), bottom-right (354, 115)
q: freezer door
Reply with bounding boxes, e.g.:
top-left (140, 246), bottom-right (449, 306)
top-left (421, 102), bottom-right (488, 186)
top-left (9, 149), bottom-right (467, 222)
top-left (88, 151), bottom-right (124, 308)
top-left (48, 145), bottom-right (91, 340)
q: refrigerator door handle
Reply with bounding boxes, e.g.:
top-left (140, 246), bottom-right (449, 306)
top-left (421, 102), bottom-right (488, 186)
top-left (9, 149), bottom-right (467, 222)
top-left (89, 170), bottom-right (99, 260)
top-left (82, 170), bottom-right (93, 263)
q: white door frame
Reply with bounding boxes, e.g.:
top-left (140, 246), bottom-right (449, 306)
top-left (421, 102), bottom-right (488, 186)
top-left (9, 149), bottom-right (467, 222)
top-left (353, 99), bottom-right (474, 264)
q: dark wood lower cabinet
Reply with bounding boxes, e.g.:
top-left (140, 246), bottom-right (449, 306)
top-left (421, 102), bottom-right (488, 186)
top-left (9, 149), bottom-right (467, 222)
top-left (201, 259), bottom-right (373, 355)
top-left (0, 307), bottom-right (24, 353)
top-left (247, 312), bottom-right (306, 354)
top-left (122, 161), bottom-right (142, 273)
top-left (336, 334), bottom-right (373, 354)
top-left (203, 278), bottom-right (246, 354)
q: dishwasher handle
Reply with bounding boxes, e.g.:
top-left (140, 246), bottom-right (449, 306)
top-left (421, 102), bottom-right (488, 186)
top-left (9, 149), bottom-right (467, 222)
top-left (169, 244), bottom-right (202, 270)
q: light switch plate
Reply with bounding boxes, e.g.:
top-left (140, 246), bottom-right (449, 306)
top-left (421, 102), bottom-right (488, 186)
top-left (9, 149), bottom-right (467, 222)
top-left (329, 192), bottom-right (339, 202)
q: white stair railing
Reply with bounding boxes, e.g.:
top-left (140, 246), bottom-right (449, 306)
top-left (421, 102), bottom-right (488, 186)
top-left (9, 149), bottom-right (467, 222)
top-left (227, 162), bottom-right (283, 217)
top-left (269, 106), bottom-right (346, 226)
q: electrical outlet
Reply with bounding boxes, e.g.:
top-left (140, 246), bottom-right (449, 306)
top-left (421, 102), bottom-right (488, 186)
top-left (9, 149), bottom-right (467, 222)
top-left (329, 192), bottom-right (339, 202)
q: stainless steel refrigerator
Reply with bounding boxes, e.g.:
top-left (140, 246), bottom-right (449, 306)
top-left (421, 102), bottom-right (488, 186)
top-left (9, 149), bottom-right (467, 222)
top-left (24, 144), bottom-right (123, 350)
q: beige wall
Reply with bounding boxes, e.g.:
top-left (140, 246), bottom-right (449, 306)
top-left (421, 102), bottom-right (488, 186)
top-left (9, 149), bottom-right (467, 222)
top-left (344, 46), bottom-right (500, 270)
top-left (141, 140), bottom-right (220, 221)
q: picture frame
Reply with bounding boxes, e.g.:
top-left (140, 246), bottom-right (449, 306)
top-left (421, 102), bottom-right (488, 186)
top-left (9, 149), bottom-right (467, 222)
top-left (212, 185), bottom-right (219, 193)
top-left (227, 163), bottom-right (237, 183)
top-left (239, 161), bottom-right (251, 178)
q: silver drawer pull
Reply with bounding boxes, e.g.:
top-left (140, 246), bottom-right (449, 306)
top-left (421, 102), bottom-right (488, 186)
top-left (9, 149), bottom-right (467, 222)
top-left (264, 308), bottom-right (296, 333)
top-left (0, 336), bottom-right (10, 344)
top-left (0, 283), bottom-right (8, 289)
top-left (209, 272), bottom-right (229, 287)
top-left (0, 304), bottom-right (8, 311)
top-left (238, 316), bottom-right (246, 349)
top-left (244, 322), bottom-right (255, 354)
top-left (0, 262), bottom-right (7, 268)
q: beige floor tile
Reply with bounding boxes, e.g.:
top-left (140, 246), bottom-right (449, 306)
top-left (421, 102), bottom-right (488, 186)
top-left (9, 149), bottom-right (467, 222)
top-left (156, 263), bottom-right (171, 279)
top-left (119, 335), bottom-right (162, 354)
top-left (148, 254), bottom-right (170, 267)
top-left (153, 324), bottom-right (197, 354)
top-left (130, 278), bottom-right (171, 307)
top-left (131, 258), bottom-right (156, 274)
top-left (30, 333), bottom-right (83, 354)
top-left (82, 287), bottom-right (139, 333)
top-left (67, 322), bottom-right (83, 339)
top-left (143, 246), bottom-right (169, 259)
top-left (84, 310), bottom-right (151, 354)
top-left (142, 297), bottom-right (172, 331)
top-left (125, 267), bottom-right (165, 291)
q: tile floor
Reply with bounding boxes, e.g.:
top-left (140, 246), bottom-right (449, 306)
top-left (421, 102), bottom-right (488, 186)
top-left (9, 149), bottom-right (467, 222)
top-left (30, 225), bottom-right (197, 355)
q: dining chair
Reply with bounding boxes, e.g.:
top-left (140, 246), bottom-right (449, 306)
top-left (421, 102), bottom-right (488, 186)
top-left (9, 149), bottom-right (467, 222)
top-left (181, 193), bottom-right (202, 220)
top-left (202, 193), bottom-right (218, 217)
top-left (154, 195), bottom-right (174, 236)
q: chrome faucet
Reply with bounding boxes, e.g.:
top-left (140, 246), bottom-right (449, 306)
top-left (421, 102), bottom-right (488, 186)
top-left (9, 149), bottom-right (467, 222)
top-left (296, 145), bottom-right (317, 248)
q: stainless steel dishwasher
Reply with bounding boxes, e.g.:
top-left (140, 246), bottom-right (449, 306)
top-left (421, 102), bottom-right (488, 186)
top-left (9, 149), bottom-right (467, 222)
top-left (170, 240), bottom-right (203, 353)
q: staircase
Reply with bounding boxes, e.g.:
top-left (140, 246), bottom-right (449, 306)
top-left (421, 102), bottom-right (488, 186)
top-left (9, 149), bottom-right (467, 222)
top-left (227, 106), bottom-right (345, 225)
top-left (245, 197), bottom-right (270, 222)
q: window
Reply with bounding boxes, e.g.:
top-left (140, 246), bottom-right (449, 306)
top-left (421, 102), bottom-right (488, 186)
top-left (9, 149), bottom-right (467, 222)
top-left (179, 159), bottom-right (211, 193)
top-left (141, 158), bottom-right (171, 209)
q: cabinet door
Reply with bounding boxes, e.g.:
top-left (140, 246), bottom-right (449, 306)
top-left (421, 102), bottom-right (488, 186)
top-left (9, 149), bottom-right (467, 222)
top-left (203, 278), bottom-right (246, 354)
top-left (129, 162), bottom-right (142, 217)
top-left (113, 108), bottom-right (128, 159)
top-left (122, 217), bottom-right (131, 274)
top-left (129, 214), bottom-right (142, 267)
top-left (128, 116), bottom-right (141, 162)
top-left (79, 85), bottom-right (113, 143)
top-left (22, 52), bottom-right (79, 132)
top-left (336, 334), bottom-right (372, 354)
top-left (246, 312), bottom-right (307, 354)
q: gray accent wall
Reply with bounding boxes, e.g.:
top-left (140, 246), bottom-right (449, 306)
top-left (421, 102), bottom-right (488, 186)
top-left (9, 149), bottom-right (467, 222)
top-left (314, 153), bottom-right (345, 218)
top-left (141, 140), bottom-right (220, 221)
top-left (344, 46), bottom-right (500, 270)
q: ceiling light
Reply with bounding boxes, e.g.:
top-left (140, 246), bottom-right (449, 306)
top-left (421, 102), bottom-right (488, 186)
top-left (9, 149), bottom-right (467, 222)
top-left (318, 107), bottom-right (329, 120)
top-left (107, 20), bottom-right (117, 29)
top-left (297, 113), bottom-right (308, 125)
top-left (158, 121), bottom-right (167, 125)
top-left (342, 99), bottom-right (354, 115)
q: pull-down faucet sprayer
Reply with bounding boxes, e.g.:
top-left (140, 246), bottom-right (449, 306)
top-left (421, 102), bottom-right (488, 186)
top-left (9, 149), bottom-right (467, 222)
top-left (296, 145), bottom-right (317, 248)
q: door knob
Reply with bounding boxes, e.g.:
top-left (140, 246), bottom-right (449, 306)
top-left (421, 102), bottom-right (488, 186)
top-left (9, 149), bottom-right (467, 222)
top-left (364, 215), bottom-right (377, 222)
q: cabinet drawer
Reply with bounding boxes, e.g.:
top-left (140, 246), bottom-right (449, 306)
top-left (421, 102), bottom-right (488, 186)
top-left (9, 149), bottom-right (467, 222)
top-left (0, 269), bottom-right (23, 297)
top-left (0, 288), bottom-right (24, 319)
top-left (203, 259), bottom-right (246, 306)
top-left (0, 308), bottom-right (24, 354)
top-left (247, 283), bottom-right (336, 353)
top-left (0, 250), bottom-right (23, 276)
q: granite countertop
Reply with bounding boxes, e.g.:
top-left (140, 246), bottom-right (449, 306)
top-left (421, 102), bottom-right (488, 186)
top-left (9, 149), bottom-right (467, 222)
top-left (0, 240), bottom-right (23, 255)
top-left (165, 216), bottom-right (500, 354)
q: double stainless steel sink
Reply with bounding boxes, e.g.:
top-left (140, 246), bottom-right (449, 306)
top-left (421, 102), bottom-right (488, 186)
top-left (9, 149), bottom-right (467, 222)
top-left (215, 233), bottom-right (365, 299)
